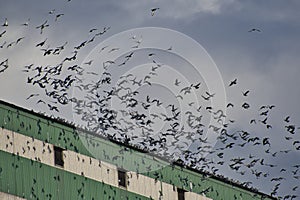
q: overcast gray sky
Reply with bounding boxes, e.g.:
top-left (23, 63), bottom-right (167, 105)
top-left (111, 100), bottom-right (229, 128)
top-left (0, 0), bottom-right (300, 198)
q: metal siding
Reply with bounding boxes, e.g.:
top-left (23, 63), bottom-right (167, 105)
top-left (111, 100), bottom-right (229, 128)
top-left (86, 178), bottom-right (92, 200)
top-left (23, 160), bottom-right (31, 199)
top-left (1, 154), bottom-right (8, 193)
top-left (144, 165), bottom-right (272, 200)
top-left (0, 150), bottom-right (150, 200)
top-left (0, 108), bottom-right (13, 131)
top-left (9, 154), bottom-right (16, 196)
top-left (15, 158), bottom-right (23, 198)
top-left (60, 168), bottom-right (67, 200)
top-left (96, 181), bottom-right (104, 199)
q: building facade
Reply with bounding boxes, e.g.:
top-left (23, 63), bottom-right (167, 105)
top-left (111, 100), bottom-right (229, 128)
top-left (0, 100), bottom-right (275, 200)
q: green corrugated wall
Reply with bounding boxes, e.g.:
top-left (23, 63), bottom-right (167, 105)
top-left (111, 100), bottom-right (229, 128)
top-left (0, 150), bottom-right (150, 200)
top-left (0, 101), bottom-right (275, 200)
top-left (0, 102), bottom-right (167, 173)
top-left (144, 164), bottom-right (272, 200)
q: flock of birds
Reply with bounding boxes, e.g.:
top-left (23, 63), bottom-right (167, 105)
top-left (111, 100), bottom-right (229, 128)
top-left (0, 1), bottom-right (299, 199)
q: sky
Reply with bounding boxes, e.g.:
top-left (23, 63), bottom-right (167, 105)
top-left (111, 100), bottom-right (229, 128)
top-left (0, 0), bottom-right (300, 199)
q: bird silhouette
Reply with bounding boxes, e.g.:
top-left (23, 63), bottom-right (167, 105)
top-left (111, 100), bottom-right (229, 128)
top-left (0, 30), bottom-right (6, 37)
top-left (55, 13), bottom-right (64, 22)
top-left (151, 8), bottom-right (160, 16)
top-left (2, 18), bottom-right (8, 26)
top-left (243, 90), bottom-right (250, 96)
top-left (48, 104), bottom-right (59, 112)
top-left (248, 28), bottom-right (261, 32)
top-left (242, 102), bottom-right (250, 109)
top-left (229, 78), bottom-right (237, 87)
top-left (26, 93), bottom-right (39, 100)
top-left (36, 20), bottom-right (49, 34)
top-left (36, 38), bottom-right (47, 47)
top-left (0, 58), bottom-right (8, 73)
top-left (21, 18), bottom-right (30, 26)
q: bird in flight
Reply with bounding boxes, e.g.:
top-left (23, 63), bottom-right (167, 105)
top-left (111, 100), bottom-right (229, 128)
top-left (148, 53), bottom-right (155, 58)
top-left (21, 18), bottom-right (30, 26)
top-left (36, 38), bottom-right (47, 47)
top-left (193, 82), bottom-right (201, 89)
top-left (151, 8), bottom-right (160, 16)
top-left (248, 28), bottom-right (261, 32)
top-left (284, 116), bottom-right (290, 123)
top-left (36, 20), bottom-right (49, 34)
top-left (0, 58), bottom-right (8, 73)
top-left (84, 60), bottom-right (93, 66)
top-left (0, 30), bottom-right (6, 37)
top-left (55, 14), bottom-right (64, 22)
top-left (48, 9), bottom-right (55, 14)
top-left (2, 18), bottom-right (8, 27)
top-left (26, 93), bottom-right (39, 100)
top-left (167, 46), bottom-right (172, 51)
top-left (243, 90), bottom-right (250, 97)
top-left (89, 28), bottom-right (97, 33)
top-left (227, 103), bottom-right (234, 108)
top-left (242, 102), bottom-right (250, 109)
top-left (174, 79), bottom-right (181, 86)
top-left (0, 41), bottom-right (7, 49)
top-left (229, 78), bottom-right (237, 87)
top-left (48, 104), bottom-right (59, 112)
top-left (108, 47), bottom-right (120, 53)
top-left (16, 37), bottom-right (25, 44)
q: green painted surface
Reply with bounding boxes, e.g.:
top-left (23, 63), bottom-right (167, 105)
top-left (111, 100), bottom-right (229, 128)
top-left (0, 150), bottom-right (150, 200)
top-left (144, 165), bottom-right (273, 200)
top-left (0, 101), bottom-right (275, 200)
top-left (0, 102), bottom-right (167, 173)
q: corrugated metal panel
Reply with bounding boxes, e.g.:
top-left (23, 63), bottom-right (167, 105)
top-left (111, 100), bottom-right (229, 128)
top-left (0, 107), bottom-right (13, 130)
top-left (144, 165), bottom-right (269, 200)
top-left (15, 157), bottom-right (22, 197)
top-left (0, 150), bottom-right (150, 200)
top-left (0, 103), bottom-right (161, 174)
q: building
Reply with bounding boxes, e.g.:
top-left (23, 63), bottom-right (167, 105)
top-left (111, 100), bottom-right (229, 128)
top-left (0, 100), bottom-right (276, 200)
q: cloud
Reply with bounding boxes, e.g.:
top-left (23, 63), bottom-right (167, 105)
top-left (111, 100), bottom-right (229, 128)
top-left (169, 0), bottom-right (238, 15)
top-left (113, 0), bottom-right (240, 20)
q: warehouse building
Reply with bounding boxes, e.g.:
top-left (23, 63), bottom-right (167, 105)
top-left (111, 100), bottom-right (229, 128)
top-left (0, 100), bottom-right (275, 200)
